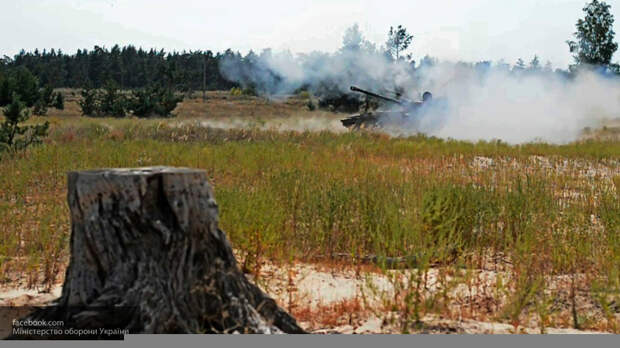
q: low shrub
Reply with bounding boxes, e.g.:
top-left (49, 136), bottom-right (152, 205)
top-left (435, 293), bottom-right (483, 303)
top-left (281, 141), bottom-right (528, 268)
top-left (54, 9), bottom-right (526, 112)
top-left (79, 84), bottom-right (182, 118)
top-left (0, 93), bottom-right (49, 154)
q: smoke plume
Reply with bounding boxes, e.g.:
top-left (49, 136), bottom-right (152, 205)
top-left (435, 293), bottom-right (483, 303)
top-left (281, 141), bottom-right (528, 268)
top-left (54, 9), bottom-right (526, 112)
top-left (220, 48), bottom-right (620, 144)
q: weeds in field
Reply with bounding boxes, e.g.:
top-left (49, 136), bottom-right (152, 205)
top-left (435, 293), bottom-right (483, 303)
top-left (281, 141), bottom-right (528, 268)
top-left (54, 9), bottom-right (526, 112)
top-left (0, 107), bottom-right (619, 331)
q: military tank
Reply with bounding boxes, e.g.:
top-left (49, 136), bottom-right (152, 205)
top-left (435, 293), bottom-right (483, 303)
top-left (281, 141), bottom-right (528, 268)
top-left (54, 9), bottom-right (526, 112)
top-left (341, 86), bottom-right (433, 130)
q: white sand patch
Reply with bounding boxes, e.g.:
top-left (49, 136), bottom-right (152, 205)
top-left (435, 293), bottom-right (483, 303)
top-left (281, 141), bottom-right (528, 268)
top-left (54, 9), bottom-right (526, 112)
top-left (0, 262), bottom-right (611, 334)
top-left (0, 286), bottom-right (62, 306)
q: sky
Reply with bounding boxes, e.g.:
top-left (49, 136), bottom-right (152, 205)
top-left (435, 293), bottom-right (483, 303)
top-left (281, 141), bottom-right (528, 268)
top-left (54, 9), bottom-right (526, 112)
top-left (1, 0), bottom-right (619, 69)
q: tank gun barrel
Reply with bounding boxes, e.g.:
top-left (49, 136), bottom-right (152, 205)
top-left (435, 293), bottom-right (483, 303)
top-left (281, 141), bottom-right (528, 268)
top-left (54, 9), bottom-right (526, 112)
top-left (350, 86), bottom-right (403, 105)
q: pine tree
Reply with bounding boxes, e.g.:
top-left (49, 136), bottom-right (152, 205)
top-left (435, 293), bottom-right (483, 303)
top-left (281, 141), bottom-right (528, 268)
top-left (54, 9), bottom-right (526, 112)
top-left (0, 74), bottom-right (14, 106)
top-left (529, 55), bottom-right (541, 71)
top-left (130, 85), bottom-right (182, 118)
top-left (99, 80), bottom-right (126, 117)
top-left (13, 67), bottom-right (40, 106)
top-left (0, 93), bottom-right (49, 154)
top-left (53, 92), bottom-right (64, 110)
top-left (40, 85), bottom-right (54, 105)
top-left (156, 87), bottom-right (183, 116)
top-left (78, 87), bottom-right (98, 116)
top-left (386, 25), bottom-right (413, 60)
top-left (342, 24), bottom-right (364, 52)
top-left (33, 98), bottom-right (48, 116)
top-left (130, 87), bottom-right (156, 117)
top-left (567, 0), bottom-right (618, 66)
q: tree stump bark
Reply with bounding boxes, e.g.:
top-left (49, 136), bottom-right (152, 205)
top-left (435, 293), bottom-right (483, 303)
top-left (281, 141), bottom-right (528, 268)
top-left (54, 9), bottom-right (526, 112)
top-left (19, 167), bottom-right (305, 335)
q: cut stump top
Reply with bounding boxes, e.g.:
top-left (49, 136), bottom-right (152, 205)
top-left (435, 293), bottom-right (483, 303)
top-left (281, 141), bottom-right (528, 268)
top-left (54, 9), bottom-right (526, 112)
top-left (69, 166), bottom-right (206, 176)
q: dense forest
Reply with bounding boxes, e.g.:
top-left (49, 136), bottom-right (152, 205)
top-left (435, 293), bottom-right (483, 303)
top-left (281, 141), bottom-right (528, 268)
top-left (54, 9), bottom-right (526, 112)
top-left (0, 46), bottom-right (238, 91)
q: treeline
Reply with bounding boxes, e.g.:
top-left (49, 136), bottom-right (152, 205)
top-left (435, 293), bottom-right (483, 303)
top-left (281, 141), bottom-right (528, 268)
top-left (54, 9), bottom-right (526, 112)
top-left (0, 44), bottom-right (578, 95)
top-left (0, 45), bottom-right (238, 91)
top-left (0, 0), bottom-right (616, 111)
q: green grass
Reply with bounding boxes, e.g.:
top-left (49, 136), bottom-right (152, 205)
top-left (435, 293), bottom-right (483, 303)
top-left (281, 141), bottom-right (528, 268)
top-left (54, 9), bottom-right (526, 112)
top-left (0, 117), bottom-right (619, 331)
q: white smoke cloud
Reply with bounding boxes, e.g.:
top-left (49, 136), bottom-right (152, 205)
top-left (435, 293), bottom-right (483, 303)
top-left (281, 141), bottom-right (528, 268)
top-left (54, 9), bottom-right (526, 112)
top-left (220, 49), bottom-right (620, 144)
top-left (405, 63), bottom-right (620, 143)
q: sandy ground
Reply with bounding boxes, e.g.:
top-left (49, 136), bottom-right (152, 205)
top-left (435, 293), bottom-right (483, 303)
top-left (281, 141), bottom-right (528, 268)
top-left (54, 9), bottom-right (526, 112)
top-left (249, 263), bottom-right (612, 334)
top-left (1, 262), bottom-right (610, 335)
top-left (0, 286), bottom-right (62, 307)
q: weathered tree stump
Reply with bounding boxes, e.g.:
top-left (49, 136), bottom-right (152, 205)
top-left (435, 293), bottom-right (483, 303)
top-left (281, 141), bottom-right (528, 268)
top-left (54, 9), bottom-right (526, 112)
top-left (18, 167), bottom-right (305, 335)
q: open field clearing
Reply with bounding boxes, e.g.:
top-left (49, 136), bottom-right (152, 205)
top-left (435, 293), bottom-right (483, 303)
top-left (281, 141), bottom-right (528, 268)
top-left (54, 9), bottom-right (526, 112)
top-left (1, 94), bottom-right (619, 333)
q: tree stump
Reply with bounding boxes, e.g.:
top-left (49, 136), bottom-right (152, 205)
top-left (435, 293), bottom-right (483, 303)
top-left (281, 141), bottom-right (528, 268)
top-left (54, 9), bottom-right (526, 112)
top-left (18, 167), bottom-right (305, 335)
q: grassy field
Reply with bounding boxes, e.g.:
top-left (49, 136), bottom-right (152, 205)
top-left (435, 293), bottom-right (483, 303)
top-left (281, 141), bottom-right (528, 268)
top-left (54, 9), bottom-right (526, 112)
top-left (1, 91), bottom-right (619, 332)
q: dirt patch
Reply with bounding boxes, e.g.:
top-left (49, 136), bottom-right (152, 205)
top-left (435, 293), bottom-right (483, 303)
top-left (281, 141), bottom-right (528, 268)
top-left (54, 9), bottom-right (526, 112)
top-left (0, 261), bottom-right (614, 334)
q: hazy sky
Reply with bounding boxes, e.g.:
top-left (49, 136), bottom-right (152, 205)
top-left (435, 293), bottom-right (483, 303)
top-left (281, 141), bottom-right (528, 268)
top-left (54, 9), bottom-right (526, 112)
top-left (1, 0), bottom-right (619, 68)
